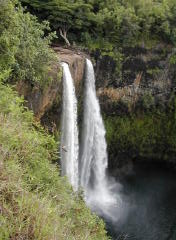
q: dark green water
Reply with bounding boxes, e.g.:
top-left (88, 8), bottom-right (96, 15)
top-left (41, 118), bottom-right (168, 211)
top-left (104, 162), bottom-right (176, 240)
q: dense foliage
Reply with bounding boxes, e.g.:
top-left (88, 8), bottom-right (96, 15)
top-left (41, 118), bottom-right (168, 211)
top-left (104, 97), bottom-right (176, 165)
top-left (20, 0), bottom-right (176, 64)
top-left (0, 0), bottom-right (57, 86)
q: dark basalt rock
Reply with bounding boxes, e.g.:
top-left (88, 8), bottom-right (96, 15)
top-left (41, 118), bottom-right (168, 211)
top-left (94, 44), bottom-right (176, 115)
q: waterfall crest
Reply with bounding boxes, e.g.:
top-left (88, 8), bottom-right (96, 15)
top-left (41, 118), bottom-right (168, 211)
top-left (60, 63), bottom-right (79, 191)
top-left (80, 59), bottom-right (116, 210)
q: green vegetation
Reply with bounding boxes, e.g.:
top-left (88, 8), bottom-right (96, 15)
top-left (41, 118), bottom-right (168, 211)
top-left (0, 0), bottom-right (176, 237)
top-left (0, 0), bottom-right (109, 239)
top-left (105, 97), bottom-right (176, 163)
top-left (0, 82), bottom-right (108, 239)
top-left (0, 0), bottom-right (57, 87)
top-left (20, 0), bottom-right (176, 69)
top-left (20, 0), bottom-right (176, 47)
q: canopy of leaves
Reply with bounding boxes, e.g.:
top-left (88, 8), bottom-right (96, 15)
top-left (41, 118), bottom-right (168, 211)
top-left (19, 0), bottom-right (176, 78)
top-left (0, 0), bottom-right (57, 86)
top-left (20, 0), bottom-right (176, 48)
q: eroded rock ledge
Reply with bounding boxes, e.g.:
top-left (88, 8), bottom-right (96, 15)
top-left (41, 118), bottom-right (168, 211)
top-left (16, 47), bottom-right (87, 131)
top-left (53, 47), bottom-right (86, 96)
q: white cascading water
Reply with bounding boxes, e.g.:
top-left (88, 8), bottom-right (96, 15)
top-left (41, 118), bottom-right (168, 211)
top-left (60, 63), bottom-right (79, 191)
top-left (80, 59), bottom-right (117, 216)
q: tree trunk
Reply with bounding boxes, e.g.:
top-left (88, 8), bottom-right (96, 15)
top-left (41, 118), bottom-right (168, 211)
top-left (59, 28), bottom-right (70, 46)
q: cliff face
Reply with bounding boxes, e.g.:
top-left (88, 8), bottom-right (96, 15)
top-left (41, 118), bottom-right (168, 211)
top-left (16, 47), bottom-right (86, 132)
top-left (16, 45), bottom-right (176, 173)
top-left (53, 47), bottom-right (86, 96)
top-left (93, 44), bottom-right (176, 174)
top-left (17, 44), bottom-right (176, 125)
top-left (94, 44), bottom-right (176, 115)
top-left (16, 60), bottom-right (61, 121)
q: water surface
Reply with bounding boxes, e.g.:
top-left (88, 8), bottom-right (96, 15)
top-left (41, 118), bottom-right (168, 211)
top-left (103, 162), bottom-right (176, 240)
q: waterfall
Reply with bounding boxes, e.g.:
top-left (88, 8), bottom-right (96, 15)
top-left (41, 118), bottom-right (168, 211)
top-left (60, 60), bottom-right (120, 220)
top-left (80, 59), bottom-right (116, 213)
top-left (60, 63), bottom-right (79, 191)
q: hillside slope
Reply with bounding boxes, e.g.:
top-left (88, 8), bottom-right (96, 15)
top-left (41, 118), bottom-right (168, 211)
top-left (0, 84), bottom-right (108, 240)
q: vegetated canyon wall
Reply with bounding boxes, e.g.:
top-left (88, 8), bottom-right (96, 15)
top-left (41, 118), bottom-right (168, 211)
top-left (93, 43), bottom-right (176, 176)
top-left (16, 44), bottom-right (176, 175)
top-left (95, 43), bottom-right (176, 114)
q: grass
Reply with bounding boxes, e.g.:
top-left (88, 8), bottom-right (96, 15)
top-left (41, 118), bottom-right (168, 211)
top-left (0, 82), bottom-right (109, 240)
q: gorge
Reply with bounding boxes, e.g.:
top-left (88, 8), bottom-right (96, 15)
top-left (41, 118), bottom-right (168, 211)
top-left (60, 54), bottom-right (176, 240)
top-left (10, 44), bottom-right (176, 240)
top-left (1, 1), bottom-right (176, 239)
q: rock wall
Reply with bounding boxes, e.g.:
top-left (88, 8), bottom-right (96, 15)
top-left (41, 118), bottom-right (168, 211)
top-left (53, 47), bottom-right (86, 96)
top-left (94, 44), bottom-right (176, 114)
top-left (16, 44), bottom-right (176, 127)
top-left (92, 44), bottom-right (176, 173)
top-left (15, 45), bottom-right (176, 173)
top-left (16, 47), bottom-right (86, 132)
top-left (16, 60), bottom-right (61, 121)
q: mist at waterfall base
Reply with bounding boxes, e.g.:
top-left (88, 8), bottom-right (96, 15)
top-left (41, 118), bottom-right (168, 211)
top-left (105, 162), bottom-right (176, 240)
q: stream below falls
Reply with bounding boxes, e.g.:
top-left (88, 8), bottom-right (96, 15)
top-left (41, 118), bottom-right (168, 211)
top-left (99, 162), bottom-right (176, 240)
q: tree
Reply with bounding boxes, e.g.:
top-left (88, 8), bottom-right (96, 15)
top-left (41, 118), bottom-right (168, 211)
top-left (0, 0), bottom-right (57, 86)
top-left (0, 0), bottom-right (19, 79)
top-left (21, 0), bottom-right (95, 46)
top-left (14, 7), bottom-right (57, 85)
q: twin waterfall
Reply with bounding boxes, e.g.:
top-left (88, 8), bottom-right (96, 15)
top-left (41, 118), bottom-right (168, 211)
top-left (61, 63), bottom-right (79, 191)
top-left (61, 59), bottom-right (116, 212)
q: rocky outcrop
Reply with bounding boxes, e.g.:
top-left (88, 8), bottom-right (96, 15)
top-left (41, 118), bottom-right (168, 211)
top-left (53, 47), bottom-right (86, 96)
top-left (16, 47), bottom-right (87, 131)
top-left (16, 61), bottom-right (61, 121)
top-left (97, 72), bottom-right (142, 114)
top-left (94, 43), bottom-right (176, 114)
